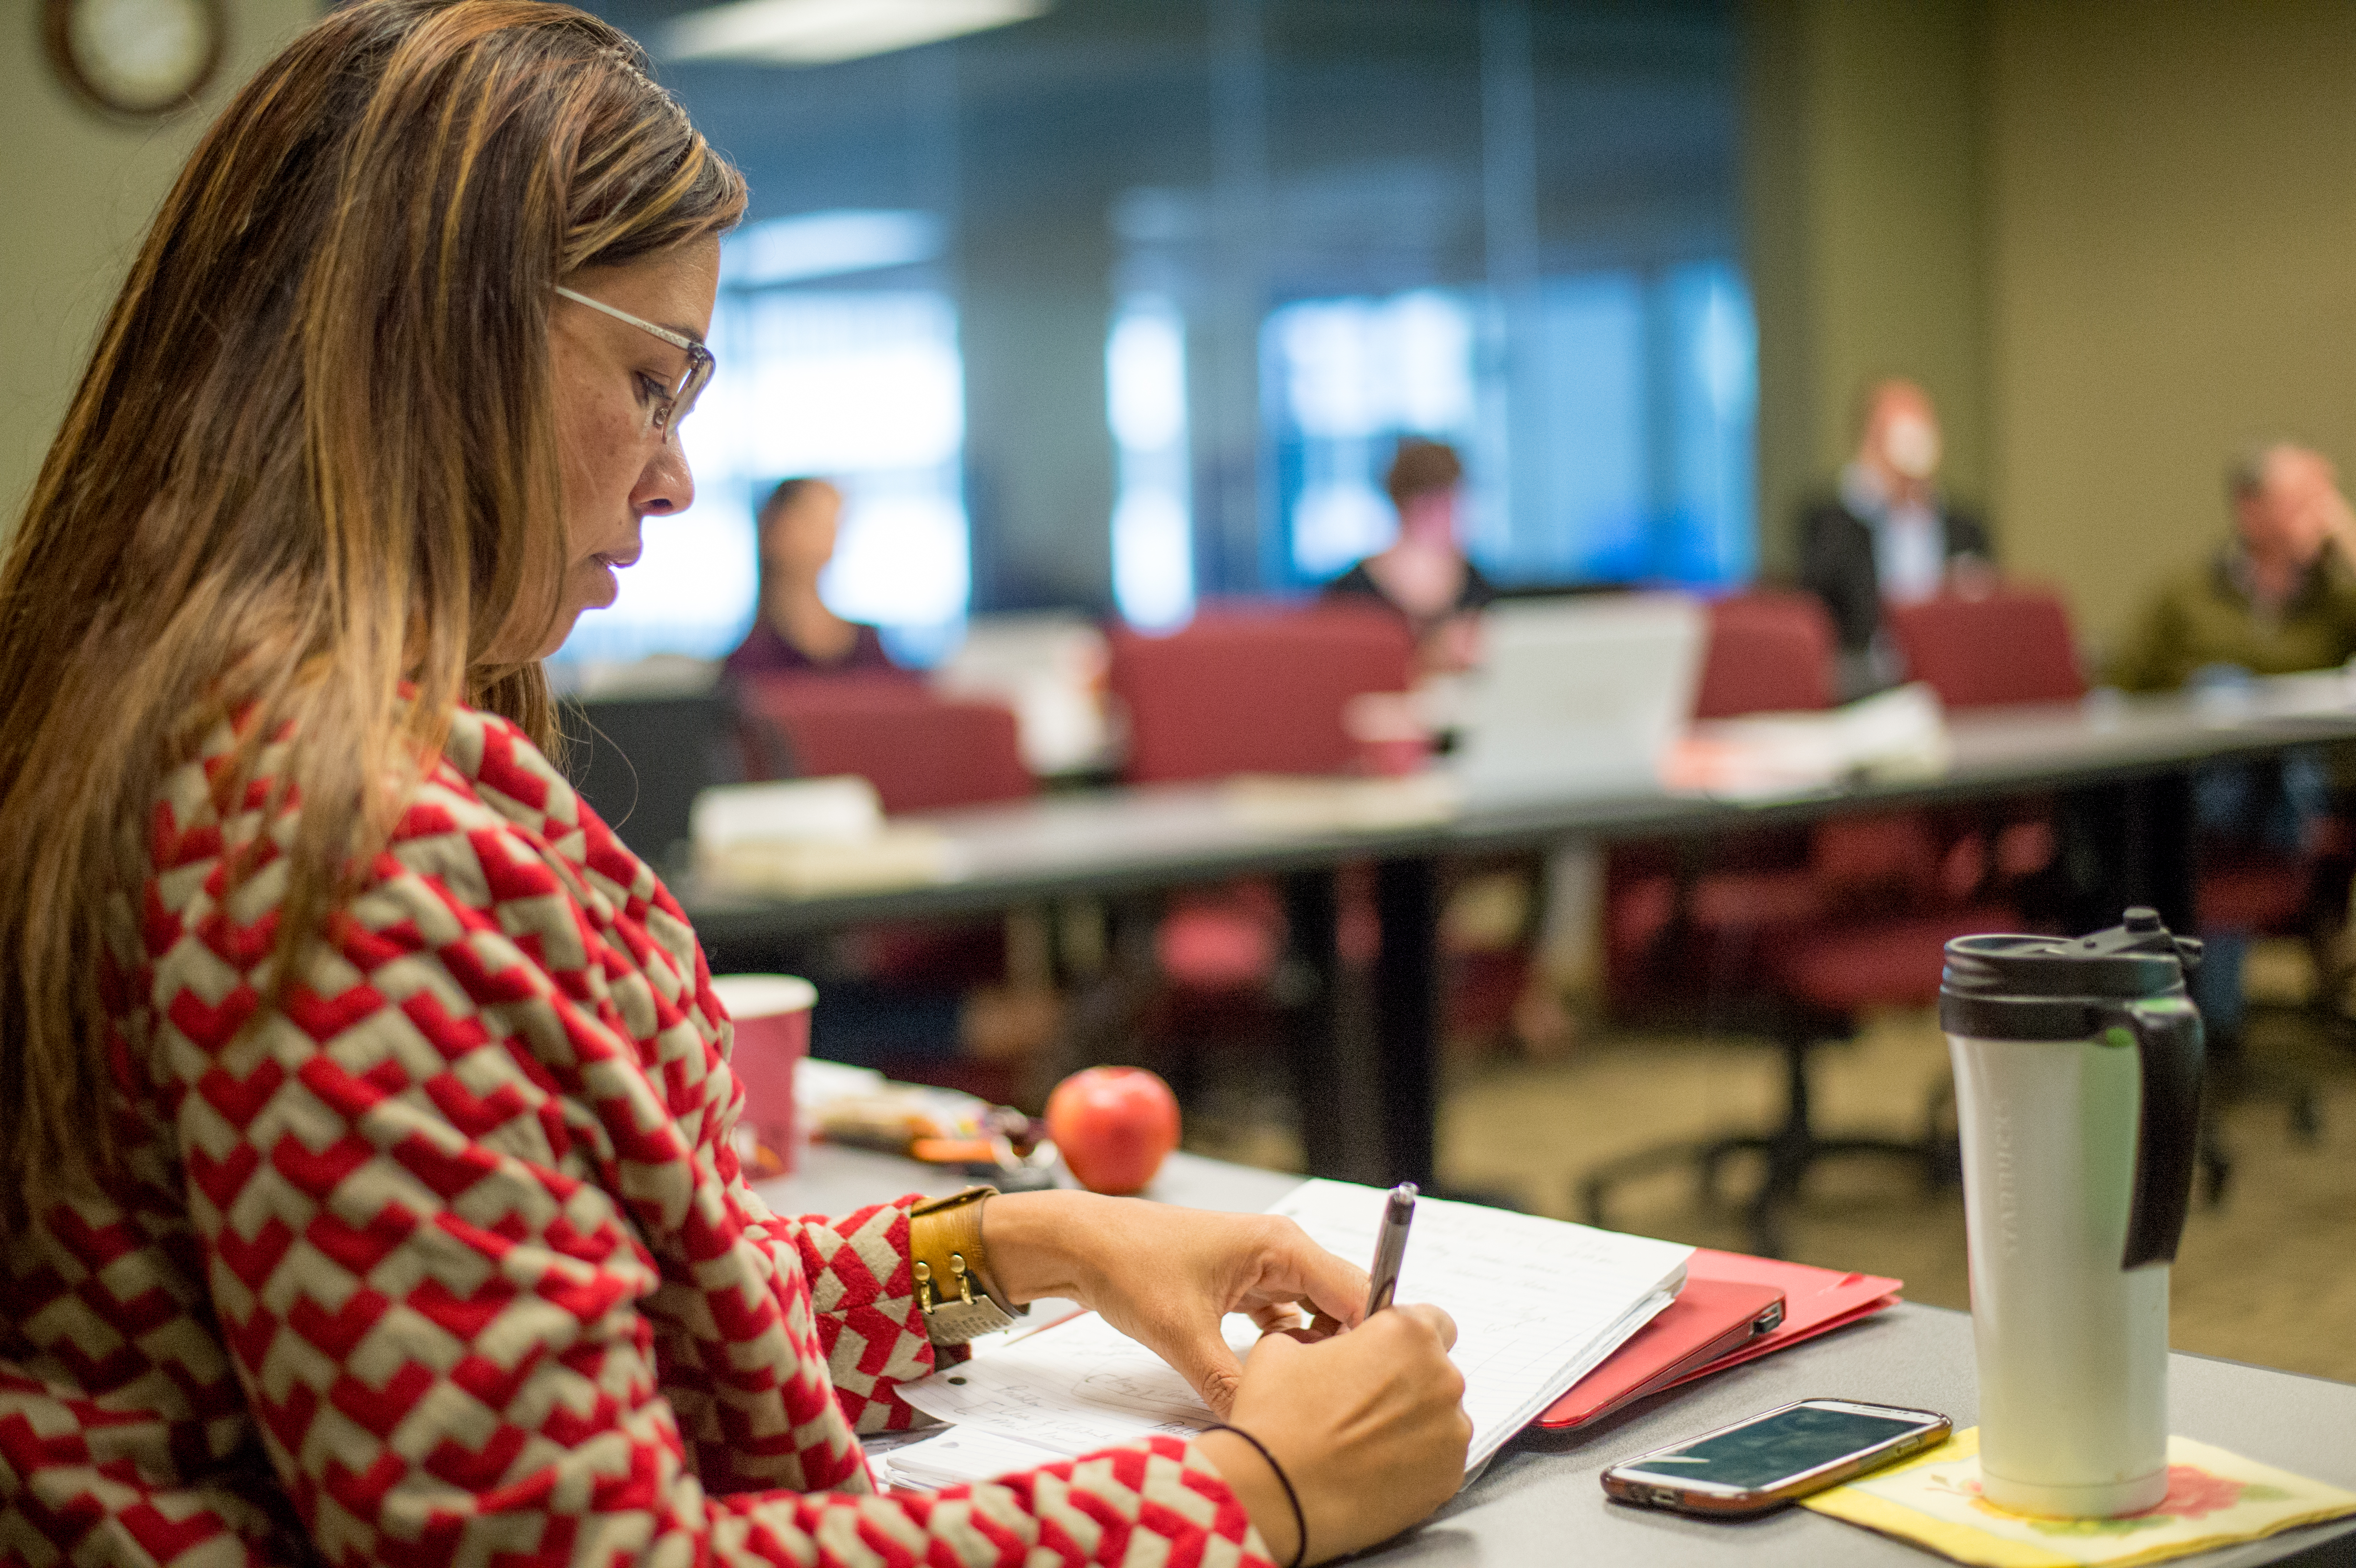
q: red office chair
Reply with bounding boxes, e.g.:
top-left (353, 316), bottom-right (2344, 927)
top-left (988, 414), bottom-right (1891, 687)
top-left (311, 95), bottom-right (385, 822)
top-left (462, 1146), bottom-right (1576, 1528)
top-left (1087, 605), bottom-right (1422, 1115)
top-left (1885, 587), bottom-right (2087, 708)
top-left (741, 677), bottom-right (1032, 814)
top-left (1704, 589), bottom-right (2090, 1252)
top-left (2193, 821), bottom-right (2349, 1155)
top-left (1099, 602), bottom-right (1418, 991)
top-left (1607, 590), bottom-right (1838, 1016)
top-left (1692, 588), bottom-right (1837, 718)
top-left (1591, 591), bottom-right (2056, 1254)
top-left (732, 676), bottom-right (1039, 1101)
top-left (1889, 581), bottom-right (2331, 1162)
top-left (1108, 603), bottom-right (1416, 783)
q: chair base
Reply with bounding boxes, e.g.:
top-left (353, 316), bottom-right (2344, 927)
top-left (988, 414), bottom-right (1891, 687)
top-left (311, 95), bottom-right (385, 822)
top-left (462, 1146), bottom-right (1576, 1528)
top-left (2197, 1014), bottom-right (2326, 1208)
top-left (1580, 1023), bottom-right (1935, 1259)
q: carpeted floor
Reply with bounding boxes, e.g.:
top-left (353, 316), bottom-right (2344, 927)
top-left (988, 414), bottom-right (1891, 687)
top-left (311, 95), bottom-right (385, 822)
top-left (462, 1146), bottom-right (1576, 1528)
top-left (1184, 939), bottom-right (2356, 1386)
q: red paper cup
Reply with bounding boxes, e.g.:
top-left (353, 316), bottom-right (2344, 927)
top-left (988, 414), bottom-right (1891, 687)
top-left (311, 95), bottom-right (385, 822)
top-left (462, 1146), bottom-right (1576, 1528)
top-left (1343, 691), bottom-right (1433, 777)
top-left (711, 973), bottom-right (816, 1173)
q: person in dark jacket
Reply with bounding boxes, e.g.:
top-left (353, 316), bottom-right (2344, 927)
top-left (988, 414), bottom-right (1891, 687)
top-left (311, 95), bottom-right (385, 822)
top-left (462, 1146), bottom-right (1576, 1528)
top-left (1797, 379), bottom-right (1994, 697)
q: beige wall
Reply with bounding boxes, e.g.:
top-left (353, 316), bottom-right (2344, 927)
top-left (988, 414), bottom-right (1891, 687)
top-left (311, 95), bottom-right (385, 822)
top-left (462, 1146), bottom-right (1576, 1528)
top-left (1986, 0), bottom-right (2356, 660)
top-left (1746, 0), bottom-right (1992, 577)
top-left (1754, 0), bottom-right (2356, 662)
top-left (0, 0), bottom-right (316, 527)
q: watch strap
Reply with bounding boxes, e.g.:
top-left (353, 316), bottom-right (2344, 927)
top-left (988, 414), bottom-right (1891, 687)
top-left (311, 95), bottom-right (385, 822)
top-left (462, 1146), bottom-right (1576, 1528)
top-left (908, 1187), bottom-right (1026, 1345)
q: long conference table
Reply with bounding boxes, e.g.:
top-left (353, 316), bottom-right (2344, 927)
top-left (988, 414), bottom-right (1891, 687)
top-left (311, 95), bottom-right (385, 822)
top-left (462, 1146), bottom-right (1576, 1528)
top-left (687, 681), bottom-right (2356, 1190)
top-left (761, 1143), bottom-right (2356, 1568)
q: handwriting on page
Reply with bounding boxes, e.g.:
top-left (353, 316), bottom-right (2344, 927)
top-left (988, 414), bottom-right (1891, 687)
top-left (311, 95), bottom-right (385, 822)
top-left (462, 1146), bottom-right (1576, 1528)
top-left (1267, 1181), bottom-right (1691, 1451)
top-left (901, 1179), bottom-right (1691, 1473)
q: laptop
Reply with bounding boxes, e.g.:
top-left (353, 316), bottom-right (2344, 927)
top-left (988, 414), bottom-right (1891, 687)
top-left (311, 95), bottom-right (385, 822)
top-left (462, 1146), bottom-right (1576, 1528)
top-left (1448, 592), bottom-right (1705, 805)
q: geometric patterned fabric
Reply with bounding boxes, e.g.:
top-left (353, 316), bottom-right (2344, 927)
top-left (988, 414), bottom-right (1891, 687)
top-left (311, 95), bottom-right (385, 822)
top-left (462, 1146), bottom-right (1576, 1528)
top-left (0, 705), bottom-right (1273, 1568)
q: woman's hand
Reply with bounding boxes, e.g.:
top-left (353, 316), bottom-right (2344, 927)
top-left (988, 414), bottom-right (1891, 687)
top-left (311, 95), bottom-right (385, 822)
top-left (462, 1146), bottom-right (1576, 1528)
top-left (982, 1192), bottom-right (1367, 1415)
top-left (1198, 1304), bottom-right (1472, 1564)
top-left (980, 1193), bottom-right (1470, 1564)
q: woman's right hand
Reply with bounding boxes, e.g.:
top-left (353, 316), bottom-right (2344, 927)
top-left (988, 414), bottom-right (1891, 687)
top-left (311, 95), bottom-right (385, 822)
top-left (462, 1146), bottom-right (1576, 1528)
top-left (1195, 1304), bottom-right (1471, 1565)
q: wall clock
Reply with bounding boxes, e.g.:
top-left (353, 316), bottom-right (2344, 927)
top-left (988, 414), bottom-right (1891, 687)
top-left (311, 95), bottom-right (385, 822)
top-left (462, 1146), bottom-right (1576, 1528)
top-left (44, 0), bottom-right (226, 120)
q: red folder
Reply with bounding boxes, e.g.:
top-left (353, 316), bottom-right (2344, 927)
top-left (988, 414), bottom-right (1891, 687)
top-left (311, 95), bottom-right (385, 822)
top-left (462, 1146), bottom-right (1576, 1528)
top-left (1535, 1278), bottom-right (1786, 1431)
top-left (1534, 1249), bottom-right (1904, 1432)
top-left (1657, 1249), bottom-right (1901, 1391)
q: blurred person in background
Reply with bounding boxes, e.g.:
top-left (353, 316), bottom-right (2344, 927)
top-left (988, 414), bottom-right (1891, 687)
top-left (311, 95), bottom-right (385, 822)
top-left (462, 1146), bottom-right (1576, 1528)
top-left (2108, 442), bottom-right (2356, 1046)
top-left (2109, 443), bottom-right (2356, 693)
top-left (1325, 437), bottom-right (1581, 1055)
top-left (1326, 437), bottom-right (1495, 675)
top-left (724, 475), bottom-right (896, 675)
top-left (1798, 378), bottom-right (1995, 698)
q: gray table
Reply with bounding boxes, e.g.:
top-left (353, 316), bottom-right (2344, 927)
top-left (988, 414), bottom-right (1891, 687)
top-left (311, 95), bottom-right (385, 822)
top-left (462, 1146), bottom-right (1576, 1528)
top-left (705, 688), bottom-right (2356, 1191)
top-left (759, 1144), bottom-right (2356, 1568)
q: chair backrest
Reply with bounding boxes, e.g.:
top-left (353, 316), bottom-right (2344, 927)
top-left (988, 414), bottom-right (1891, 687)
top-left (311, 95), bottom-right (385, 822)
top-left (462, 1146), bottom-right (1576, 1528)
top-left (1693, 590), bottom-right (1837, 717)
top-left (563, 691), bottom-right (742, 874)
top-left (1887, 588), bottom-right (2087, 708)
top-left (1107, 604), bottom-right (1416, 783)
top-left (738, 675), bottom-right (1033, 814)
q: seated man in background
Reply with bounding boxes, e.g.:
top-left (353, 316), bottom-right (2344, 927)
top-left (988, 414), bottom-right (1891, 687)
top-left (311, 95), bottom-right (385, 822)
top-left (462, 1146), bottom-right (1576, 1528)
top-left (725, 476), bottom-right (898, 676)
top-left (2108, 443), bottom-right (2356, 693)
top-left (2109, 442), bottom-right (2356, 1046)
top-left (1326, 436), bottom-right (1495, 675)
top-left (1798, 378), bottom-right (1995, 698)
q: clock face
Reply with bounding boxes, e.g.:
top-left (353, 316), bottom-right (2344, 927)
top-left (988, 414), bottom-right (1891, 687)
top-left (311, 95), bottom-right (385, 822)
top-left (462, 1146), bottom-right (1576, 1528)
top-left (46, 0), bottom-right (224, 118)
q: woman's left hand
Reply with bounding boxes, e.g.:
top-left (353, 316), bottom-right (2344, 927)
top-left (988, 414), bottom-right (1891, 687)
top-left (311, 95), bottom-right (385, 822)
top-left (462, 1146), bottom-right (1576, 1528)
top-left (982, 1190), bottom-right (1369, 1416)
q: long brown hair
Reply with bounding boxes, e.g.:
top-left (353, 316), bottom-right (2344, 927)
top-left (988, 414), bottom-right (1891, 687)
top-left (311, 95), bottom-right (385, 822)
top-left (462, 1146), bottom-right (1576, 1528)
top-left (0, 0), bottom-right (745, 1217)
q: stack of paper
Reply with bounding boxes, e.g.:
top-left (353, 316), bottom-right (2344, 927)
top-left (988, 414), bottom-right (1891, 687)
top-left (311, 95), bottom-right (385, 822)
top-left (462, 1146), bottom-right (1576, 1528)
top-left (1665, 682), bottom-right (1951, 799)
top-left (691, 775), bottom-right (963, 896)
top-left (898, 1179), bottom-right (1692, 1479)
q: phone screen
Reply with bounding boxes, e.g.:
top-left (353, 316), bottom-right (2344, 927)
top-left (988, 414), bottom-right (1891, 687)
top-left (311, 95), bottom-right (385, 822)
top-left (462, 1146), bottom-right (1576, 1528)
top-left (1625, 1405), bottom-right (1927, 1491)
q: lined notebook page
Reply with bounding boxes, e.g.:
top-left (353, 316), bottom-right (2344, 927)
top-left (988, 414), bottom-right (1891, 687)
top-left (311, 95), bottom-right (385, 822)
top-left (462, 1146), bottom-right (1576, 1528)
top-left (1270, 1180), bottom-right (1691, 1464)
top-left (902, 1179), bottom-right (1691, 1472)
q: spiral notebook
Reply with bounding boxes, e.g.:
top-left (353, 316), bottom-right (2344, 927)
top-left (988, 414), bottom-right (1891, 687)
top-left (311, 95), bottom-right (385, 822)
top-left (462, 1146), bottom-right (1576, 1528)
top-left (898, 1179), bottom-right (1693, 1480)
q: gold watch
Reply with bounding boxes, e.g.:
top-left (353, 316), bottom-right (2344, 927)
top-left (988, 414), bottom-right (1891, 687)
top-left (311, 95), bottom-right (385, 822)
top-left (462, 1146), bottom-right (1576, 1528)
top-left (908, 1187), bottom-right (1027, 1345)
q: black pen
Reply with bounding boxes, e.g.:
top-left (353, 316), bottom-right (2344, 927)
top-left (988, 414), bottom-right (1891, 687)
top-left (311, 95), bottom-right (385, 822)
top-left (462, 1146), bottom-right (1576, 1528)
top-left (1362, 1182), bottom-right (1418, 1319)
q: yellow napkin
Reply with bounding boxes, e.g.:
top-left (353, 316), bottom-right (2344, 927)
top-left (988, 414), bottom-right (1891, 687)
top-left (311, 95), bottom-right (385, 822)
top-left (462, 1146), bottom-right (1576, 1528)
top-left (1801, 1427), bottom-right (2356, 1568)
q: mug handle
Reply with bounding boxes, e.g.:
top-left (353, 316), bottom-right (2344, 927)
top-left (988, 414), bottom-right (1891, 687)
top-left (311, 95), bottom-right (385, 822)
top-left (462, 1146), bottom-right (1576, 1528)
top-left (2104, 996), bottom-right (2205, 1270)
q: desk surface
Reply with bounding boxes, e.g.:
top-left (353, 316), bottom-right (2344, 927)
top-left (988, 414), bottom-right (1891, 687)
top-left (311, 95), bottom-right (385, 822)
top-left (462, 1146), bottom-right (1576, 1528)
top-left (689, 687), bottom-right (2356, 940)
top-left (758, 1144), bottom-right (2356, 1568)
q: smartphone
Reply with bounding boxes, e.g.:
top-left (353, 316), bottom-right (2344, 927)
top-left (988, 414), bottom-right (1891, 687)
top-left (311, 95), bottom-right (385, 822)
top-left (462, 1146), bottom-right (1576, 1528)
top-left (1600, 1398), bottom-right (1950, 1516)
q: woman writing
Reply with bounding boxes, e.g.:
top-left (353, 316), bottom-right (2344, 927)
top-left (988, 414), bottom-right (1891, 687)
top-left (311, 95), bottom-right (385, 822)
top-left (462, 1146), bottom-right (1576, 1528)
top-left (0, 5), bottom-right (1469, 1566)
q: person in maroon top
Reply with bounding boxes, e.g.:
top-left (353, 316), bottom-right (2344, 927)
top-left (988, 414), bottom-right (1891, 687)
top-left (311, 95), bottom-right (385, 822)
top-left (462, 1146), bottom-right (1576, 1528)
top-left (724, 476), bottom-right (898, 676)
top-left (1323, 438), bottom-right (1496, 676)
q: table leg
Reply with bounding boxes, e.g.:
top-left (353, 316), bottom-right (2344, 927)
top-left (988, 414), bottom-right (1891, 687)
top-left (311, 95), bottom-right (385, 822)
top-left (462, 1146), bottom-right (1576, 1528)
top-left (2125, 771), bottom-right (2198, 935)
top-left (1374, 857), bottom-right (1442, 1190)
top-left (2057, 773), bottom-right (2199, 936)
top-left (1280, 871), bottom-right (1351, 1180)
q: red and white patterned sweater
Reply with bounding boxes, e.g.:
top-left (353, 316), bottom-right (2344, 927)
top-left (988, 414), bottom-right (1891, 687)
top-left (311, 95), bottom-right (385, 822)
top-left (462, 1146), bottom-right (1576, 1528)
top-left (0, 705), bottom-right (1272, 1568)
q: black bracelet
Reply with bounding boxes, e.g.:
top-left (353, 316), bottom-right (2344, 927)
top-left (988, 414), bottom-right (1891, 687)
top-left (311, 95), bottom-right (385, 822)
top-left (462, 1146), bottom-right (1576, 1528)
top-left (1206, 1424), bottom-right (1307, 1568)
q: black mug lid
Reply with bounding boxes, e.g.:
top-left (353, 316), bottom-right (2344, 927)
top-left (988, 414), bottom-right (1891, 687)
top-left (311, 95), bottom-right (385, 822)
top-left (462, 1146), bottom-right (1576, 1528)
top-left (1940, 908), bottom-right (2203, 1040)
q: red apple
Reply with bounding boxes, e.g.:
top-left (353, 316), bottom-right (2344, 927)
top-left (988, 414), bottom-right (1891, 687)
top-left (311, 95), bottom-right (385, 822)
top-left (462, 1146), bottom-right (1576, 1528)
top-left (1046, 1066), bottom-right (1181, 1195)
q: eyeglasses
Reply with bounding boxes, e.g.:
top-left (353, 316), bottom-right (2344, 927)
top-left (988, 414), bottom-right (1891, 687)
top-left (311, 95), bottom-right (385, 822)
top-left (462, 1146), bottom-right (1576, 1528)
top-left (554, 284), bottom-right (715, 444)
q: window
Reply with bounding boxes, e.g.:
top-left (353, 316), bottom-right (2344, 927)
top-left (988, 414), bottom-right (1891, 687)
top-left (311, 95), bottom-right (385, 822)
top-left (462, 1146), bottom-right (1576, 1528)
top-left (1267, 289), bottom-right (1480, 582)
top-left (1264, 265), bottom-right (1754, 592)
top-left (1107, 296), bottom-right (1194, 630)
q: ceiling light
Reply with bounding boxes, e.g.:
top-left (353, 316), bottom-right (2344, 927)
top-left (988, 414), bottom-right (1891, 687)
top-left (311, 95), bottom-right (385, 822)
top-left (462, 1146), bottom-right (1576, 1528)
top-left (662, 0), bottom-right (1050, 65)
